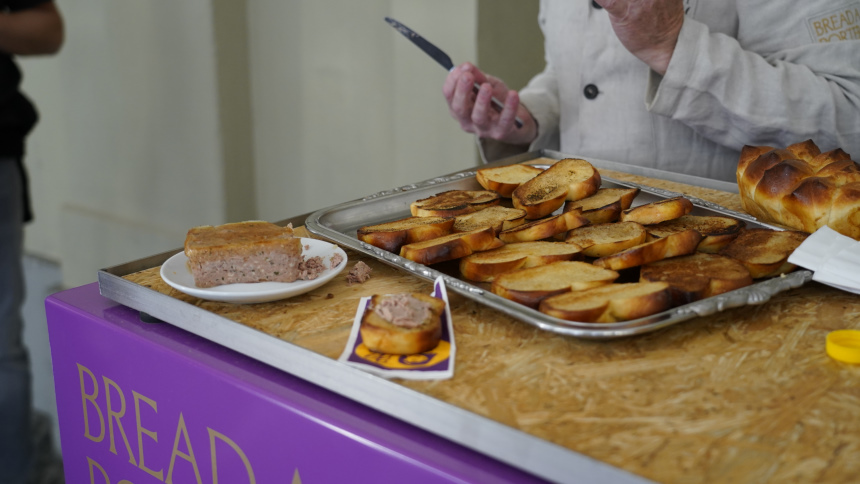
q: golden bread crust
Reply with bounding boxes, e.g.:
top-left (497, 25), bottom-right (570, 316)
top-left (459, 241), bottom-right (584, 282)
top-left (491, 261), bottom-right (618, 308)
top-left (539, 282), bottom-right (672, 323)
top-left (359, 293), bottom-right (445, 355)
top-left (357, 216), bottom-right (455, 253)
top-left (640, 252), bottom-right (753, 305)
top-left (737, 140), bottom-right (860, 240)
top-left (512, 158), bottom-right (601, 219)
top-left (476, 164), bottom-right (543, 197)
top-left (718, 228), bottom-right (808, 278)
top-left (410, 190), bottom-right (501, 217)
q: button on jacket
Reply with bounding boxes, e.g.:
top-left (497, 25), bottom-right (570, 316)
top-left (482, 0), bottom-right (860, 182)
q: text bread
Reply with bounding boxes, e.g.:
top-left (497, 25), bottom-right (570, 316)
top-left (564, 221), bottom-right (648, 258)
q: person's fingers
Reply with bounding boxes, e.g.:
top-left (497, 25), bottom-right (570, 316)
top-left (492, 90), bottom-right (520, 134)
top-left (471, 82), bottom-right (495, 131)
top-left (442, 67), bottom-right (460, 102)
top-left (449, 71), bottom-right (477, 127)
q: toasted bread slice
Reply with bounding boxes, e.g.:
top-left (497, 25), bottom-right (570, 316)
top-left (564, 221), bottom-right (648, 258)
top-left (539, 282), bottom-right (672, 323)
top-left (620, 196), bottom-right (694, 225)
top-left (593, 229), bottom-right (703, 271)
top-left (646, 214), bottom-right (746, 253)
top-left (491, 261), bottom-right (619, 308)
top-left (357, 216), bottom-right (455, 253)
top-left (459, 241), bottom-right (584, 282)
top-left (410, 190), bottom-right (501, 217)
top-left (640, 252), bottom-right (753, 305)
top-left (454, 206), bottom-right (527, 234)
top-left (476, 164), bottom-right (544, 197)
top-left (498, 210), bottom-right (590, 243)
top-left (563, 187), bottom-right (640, 224)
top-left (718, 228), bottom-right (808, 278)
top-left (399, 227), bottom-right (503, 265)
top-left (512, 158), bottom-right (602, 219)
top-left (360, 293), bottom-right (445, 355)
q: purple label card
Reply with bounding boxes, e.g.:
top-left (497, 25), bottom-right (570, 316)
top-left (338, 276), bottom-right (455, 380)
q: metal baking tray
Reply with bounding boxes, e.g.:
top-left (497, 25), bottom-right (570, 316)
top-left (305, 151), bottom-right (812, 339)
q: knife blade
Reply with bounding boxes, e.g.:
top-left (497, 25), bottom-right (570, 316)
top-left (385, 17), bottom-right (524, 129)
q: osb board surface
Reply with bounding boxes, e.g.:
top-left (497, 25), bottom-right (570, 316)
top-left (123, 184), bottom-right (860, 484)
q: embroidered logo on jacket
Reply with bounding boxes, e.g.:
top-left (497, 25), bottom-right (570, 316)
top-left (808, 2), bottom-right (860, 42)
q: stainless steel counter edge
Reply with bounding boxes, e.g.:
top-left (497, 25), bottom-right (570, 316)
top-left (96, 271), bottom-right (648, 484)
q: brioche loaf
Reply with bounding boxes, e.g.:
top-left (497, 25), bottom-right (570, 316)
top-left (737, 139), bottom-right (860, 240)
top-left (360, 293), bottom-right (445, 354)
top-left (184, 221), bottom-right (303, 288)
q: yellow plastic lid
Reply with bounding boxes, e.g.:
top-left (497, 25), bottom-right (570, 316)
top-left (826, 330), bottom-right (860, 364)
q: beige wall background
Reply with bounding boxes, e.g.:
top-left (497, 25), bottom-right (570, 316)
top-left (19, 0), bottom-right (542, 289)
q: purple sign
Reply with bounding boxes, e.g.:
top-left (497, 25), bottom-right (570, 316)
top-left (45, 283), bottom-right (545, 483)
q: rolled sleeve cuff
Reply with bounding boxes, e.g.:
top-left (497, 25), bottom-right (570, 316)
top-left (645, 17), bottom-right (707, 117)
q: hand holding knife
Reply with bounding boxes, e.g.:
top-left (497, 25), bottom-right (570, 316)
top-left (385, 17), bottom-right (524, 129)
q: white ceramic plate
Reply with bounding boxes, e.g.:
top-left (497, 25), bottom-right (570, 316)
top-left (160, 238), bottom-right (348, 304)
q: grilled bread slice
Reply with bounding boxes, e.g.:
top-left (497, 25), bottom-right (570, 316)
top-left (459, 241), bottom-right (584, 282)
top-left (512, 158), bottom-right (602, 219)
top-left (360, 293), bottom-right (445, 355)
top-left (539, 282), bottom-right (672, 323)
top-left (476, 164), bottom-right (544, 197)
top-left (453, 206), bottom-right (527, 234)
top-left (620, 196), bottom-right (694, 225)
top-left (399, 227), bottom-right (503, 265)
top-left (410, 190), bottom-right (501, 217)
top-left (645, 214), bottom-right (746, 253)
top-left (563, 187), bottom-right (641, 224)
top-left (593, 229), bottom-right (703, 271)
top-left (357, 216), bottom-right (455, 253)
top-left (564, 221), bottom-right (648, 258)
top-left (491, 261), bottom-right (619, 308)
top-left (640, 252), bottom-right (753, 305)
top-left (498, 210), bottom-right (590, 243)
top-left (717, 228), bottom-right (808, 278)
top-left (184, 221), bottom-right (303, 288)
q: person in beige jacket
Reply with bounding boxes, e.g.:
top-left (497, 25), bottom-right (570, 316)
top-left (443, 0), bottom-right (860, 182)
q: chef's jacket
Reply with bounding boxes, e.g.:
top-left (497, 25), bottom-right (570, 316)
top-left (482, 0), bottom-right (860, 182)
